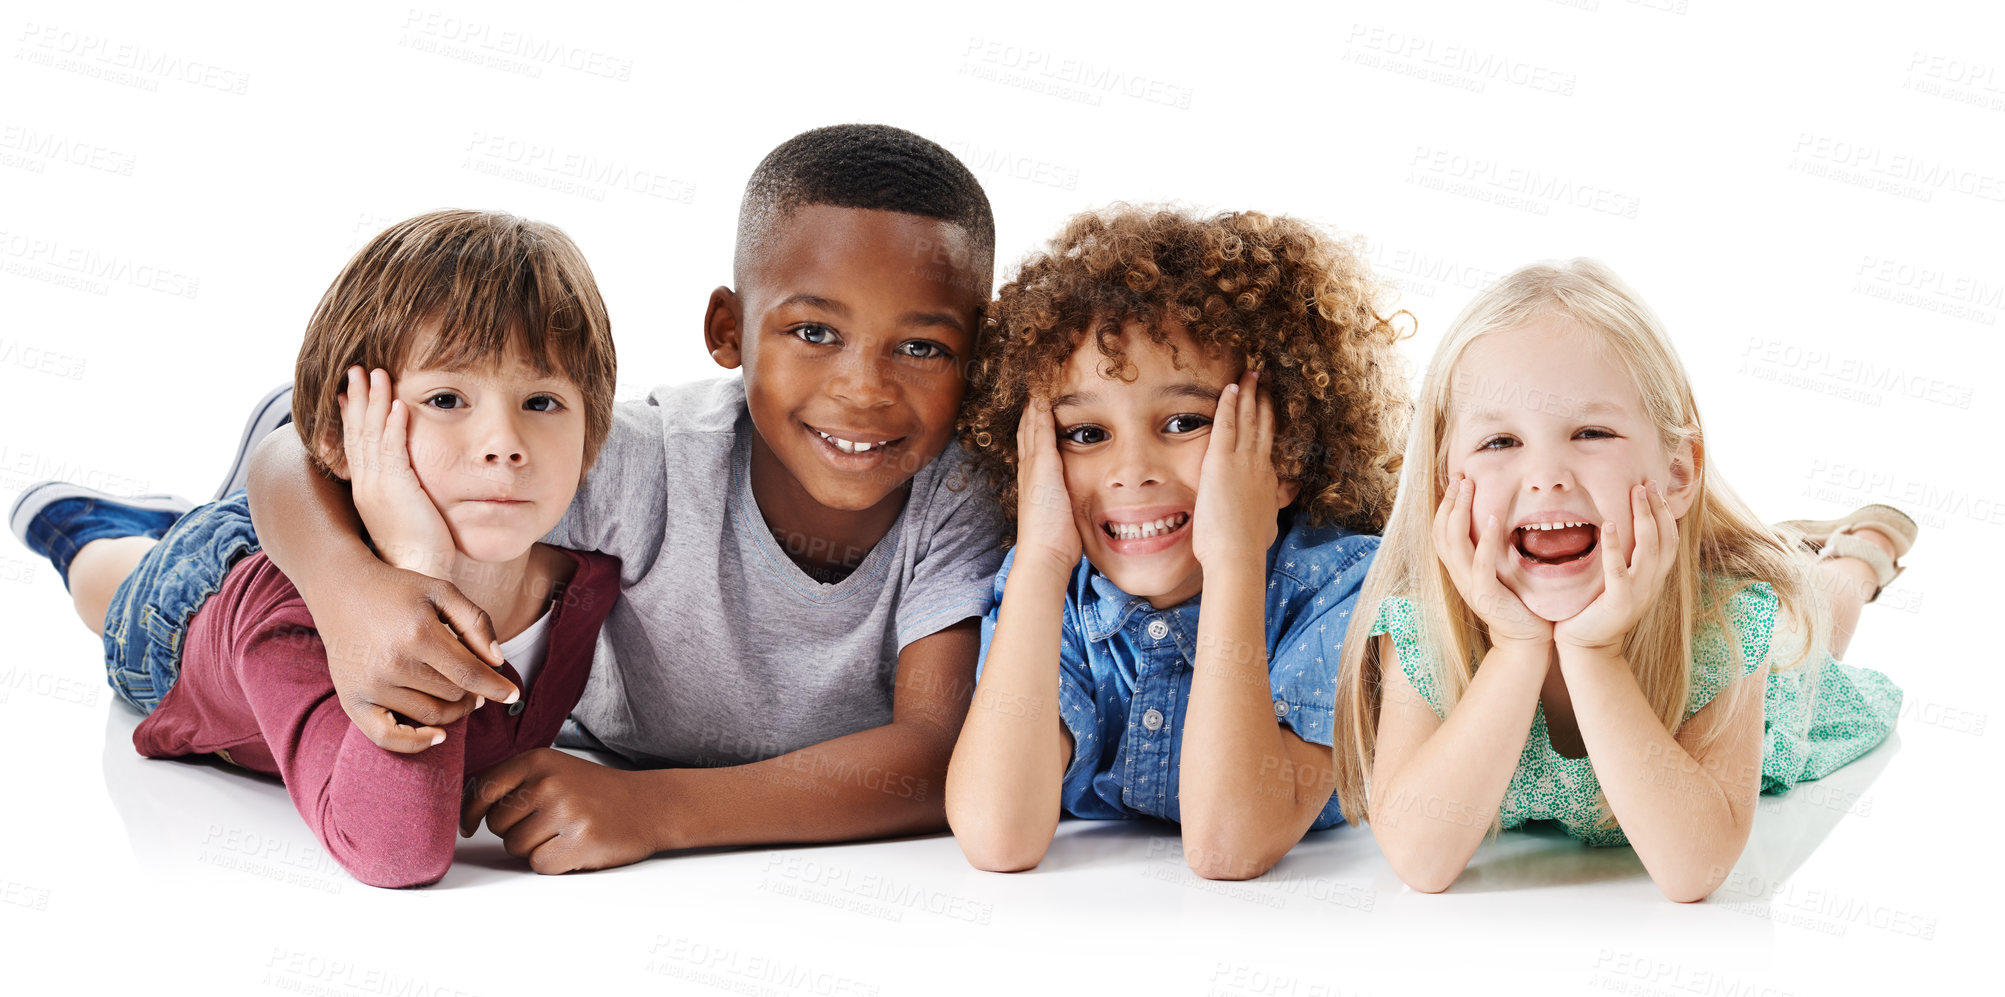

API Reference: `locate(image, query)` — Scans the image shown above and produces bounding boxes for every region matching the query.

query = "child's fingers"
[339,366,367,476]
[461,754,532,837]
[354,705,447,754]
[1211,382,1240,453]
[384,399,413,480]
[1253,382,1276,456]
[1234,371,1259,452]
[1016,397,1051,464]
[1629,483,1658,573]
[364,369,394,458]
[1648,480,1680,560]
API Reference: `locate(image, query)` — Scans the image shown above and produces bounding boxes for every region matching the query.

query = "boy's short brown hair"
[292,209,616,477]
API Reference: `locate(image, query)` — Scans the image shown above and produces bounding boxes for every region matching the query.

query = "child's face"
[719,205,982,517]
[392,338,586,565]
[1443,319,1692,622]
[1052,321,1241,609]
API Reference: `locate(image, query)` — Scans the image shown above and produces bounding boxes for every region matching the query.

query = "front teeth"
[1521,521,1591,531]
[817,431,887,454]
[1105,513,1190,541]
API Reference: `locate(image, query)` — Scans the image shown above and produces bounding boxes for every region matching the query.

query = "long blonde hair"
[1332,259,1817,825]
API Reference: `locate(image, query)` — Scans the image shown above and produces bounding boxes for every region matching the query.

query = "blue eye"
[1059,424,1107,446]
[792,324,839,346]
[1165,414,1211,435]
[897,340,950,360]
[425,392,463,411]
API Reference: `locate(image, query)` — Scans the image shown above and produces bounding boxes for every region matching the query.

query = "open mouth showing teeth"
[813,429,902,455]
[1102,512,1190,542]
[1514,521,1598,564]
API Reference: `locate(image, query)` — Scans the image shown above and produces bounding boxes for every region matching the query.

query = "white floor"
[4,1,2002,993]
[0,591,1987,994]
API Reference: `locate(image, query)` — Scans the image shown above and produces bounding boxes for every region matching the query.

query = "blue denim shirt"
[976,511,1379,831]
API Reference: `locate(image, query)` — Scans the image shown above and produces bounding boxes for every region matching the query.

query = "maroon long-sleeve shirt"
[131,548,619,888]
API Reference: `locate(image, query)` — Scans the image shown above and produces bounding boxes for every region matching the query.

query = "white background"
[2,1,1999,993]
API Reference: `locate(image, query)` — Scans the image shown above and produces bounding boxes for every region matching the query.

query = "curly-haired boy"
[945,205,1410,880]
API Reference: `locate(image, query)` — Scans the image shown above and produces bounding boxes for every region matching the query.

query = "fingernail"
[475,696,485,709]
[503,688,520,705]
[430,731,446,746]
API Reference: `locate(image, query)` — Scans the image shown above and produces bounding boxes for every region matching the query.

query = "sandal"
[1776,504,1917,602]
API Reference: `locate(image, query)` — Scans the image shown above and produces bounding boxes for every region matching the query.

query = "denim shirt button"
[1146,618,1169,640]
[1141,708,1165,732]
[1272,699,1290,718]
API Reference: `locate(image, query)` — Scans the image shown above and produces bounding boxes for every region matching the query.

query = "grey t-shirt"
[544,377,1005,768]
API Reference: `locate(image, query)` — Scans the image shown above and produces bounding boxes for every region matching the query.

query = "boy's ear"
[1664,428,1701,518]
[704,286,743,370]
[1277,477,1303,512]
[315,432,351,482]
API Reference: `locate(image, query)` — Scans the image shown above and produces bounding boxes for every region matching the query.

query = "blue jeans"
[101,491,261,712]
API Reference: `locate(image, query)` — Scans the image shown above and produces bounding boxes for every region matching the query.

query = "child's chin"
[1511,584,1599,624]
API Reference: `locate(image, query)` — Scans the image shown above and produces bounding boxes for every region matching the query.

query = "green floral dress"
[1370,583,1901,846]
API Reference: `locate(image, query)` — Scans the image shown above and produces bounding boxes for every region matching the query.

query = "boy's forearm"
[1180,561,1305,873]
[244,431,373,602]
[1561,648,1755,901]
[942,562,1072,868]
[1370,639,1548,891]
[638,719,960,851]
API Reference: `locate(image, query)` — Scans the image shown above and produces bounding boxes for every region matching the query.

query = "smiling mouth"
[809,426,905,455]
[1101,512,1191,542]
[1513,521,1598,564]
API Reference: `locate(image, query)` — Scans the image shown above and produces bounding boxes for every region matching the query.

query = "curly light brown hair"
[958,205,1412,538]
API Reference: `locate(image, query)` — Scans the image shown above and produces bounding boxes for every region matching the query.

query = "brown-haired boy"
[8,209,621,888]
[241,124,1005,873]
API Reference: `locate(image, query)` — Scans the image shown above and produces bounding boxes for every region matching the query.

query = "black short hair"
[733,124,995,290]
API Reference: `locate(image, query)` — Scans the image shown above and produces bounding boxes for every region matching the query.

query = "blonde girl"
[1331,259,1908,901]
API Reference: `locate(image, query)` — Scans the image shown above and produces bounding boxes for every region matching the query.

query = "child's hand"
[1433,473,1552,645]
[340,366,456,580]
[461,748,662,874]
[1554,482,1678,652]
[1013,397,1082,576]
[1192,371,1284,569]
